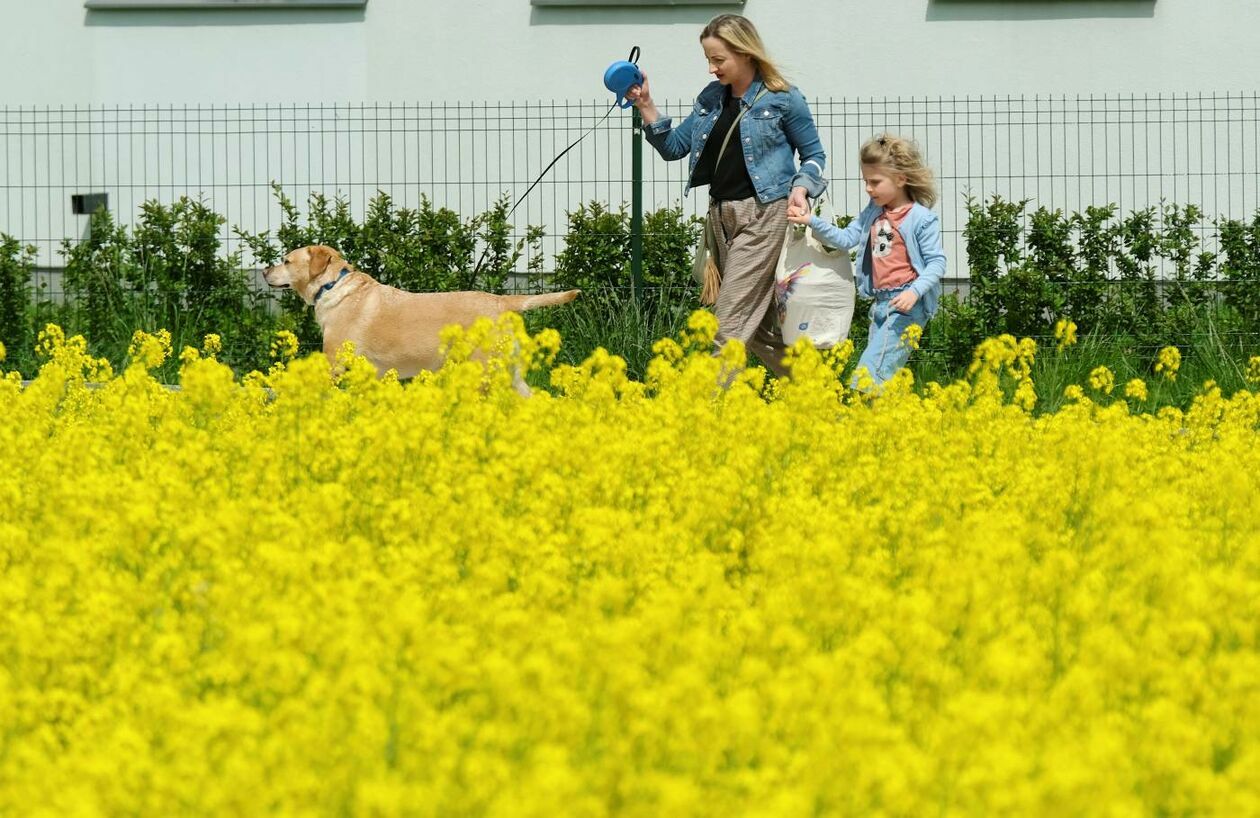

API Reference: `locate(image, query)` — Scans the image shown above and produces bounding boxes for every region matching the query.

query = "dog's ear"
[308,245,333,278]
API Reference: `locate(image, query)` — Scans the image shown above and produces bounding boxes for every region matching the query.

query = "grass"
[528,288,1258,411]
[523,284,701,381]
[7,289,1257,411]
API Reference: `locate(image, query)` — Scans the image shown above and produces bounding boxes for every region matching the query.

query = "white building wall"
[4,1,1256,104]
[2,1,1258,284]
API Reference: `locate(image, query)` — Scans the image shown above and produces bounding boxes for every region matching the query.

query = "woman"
[628,14,827,378]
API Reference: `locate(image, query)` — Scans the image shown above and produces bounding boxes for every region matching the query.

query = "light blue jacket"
[644,77,827,203]
[808,200,948,317]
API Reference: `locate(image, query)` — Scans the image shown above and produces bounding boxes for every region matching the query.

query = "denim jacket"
[808,200,948,317]
[644,77,827,203]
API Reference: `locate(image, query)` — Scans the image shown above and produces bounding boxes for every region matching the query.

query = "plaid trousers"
[708,196,791,379]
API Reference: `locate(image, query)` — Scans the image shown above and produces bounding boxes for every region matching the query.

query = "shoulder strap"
[715,87,769,167]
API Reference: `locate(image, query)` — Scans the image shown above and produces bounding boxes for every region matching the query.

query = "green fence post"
[631,105,644,299]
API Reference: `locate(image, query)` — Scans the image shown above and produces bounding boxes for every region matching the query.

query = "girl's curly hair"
[860,133,938,208]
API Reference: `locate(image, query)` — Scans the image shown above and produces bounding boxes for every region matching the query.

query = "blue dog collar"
[314,267,351,304]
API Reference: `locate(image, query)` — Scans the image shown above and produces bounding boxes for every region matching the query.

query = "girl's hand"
[890,289,919,313]
[786,208,812,225]
[788,186,809,216]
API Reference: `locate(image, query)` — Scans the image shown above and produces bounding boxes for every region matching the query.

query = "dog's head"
[262,245,346,305]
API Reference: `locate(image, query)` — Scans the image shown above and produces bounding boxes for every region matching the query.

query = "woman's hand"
[626,73,659,124]
[787,186,809,218]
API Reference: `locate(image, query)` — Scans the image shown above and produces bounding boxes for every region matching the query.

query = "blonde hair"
[700,15,790,93]
[860,133,938,208]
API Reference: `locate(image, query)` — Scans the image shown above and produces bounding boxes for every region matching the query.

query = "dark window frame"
[85,1,367,9]
[532,0,740,6]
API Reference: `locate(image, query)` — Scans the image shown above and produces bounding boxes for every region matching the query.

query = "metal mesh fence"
[3,93,1259,298]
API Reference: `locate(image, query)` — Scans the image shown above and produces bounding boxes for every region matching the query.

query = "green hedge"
[0,187,700,378]
[2,187,1259,381]
[923,196,1260,371]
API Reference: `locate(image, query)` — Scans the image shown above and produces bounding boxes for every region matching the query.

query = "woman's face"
[701,36,754,89]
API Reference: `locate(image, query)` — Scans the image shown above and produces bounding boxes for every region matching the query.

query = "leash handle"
[627,45,640,65]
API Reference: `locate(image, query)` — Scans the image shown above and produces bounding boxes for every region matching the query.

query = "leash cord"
[506,99,619,220]
[472,47,640,279]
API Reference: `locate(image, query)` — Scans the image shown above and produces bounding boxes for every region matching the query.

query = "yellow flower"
[36,323,66,360]
[1054,317,1078,351]
[1013,377,1037,411]
[1,311,1255,816]
[822,338,855,375]
[851,365,876,395]
[530,327,563,369]
[967,335,1014,378]
[1012,337,1037,380]
[651,337,684,364]
[201,333,222,358]
[0,339,5,363]
[1124,378,1148,401]
[1245,355,1260,386]
[270,330,300,362]
[334,339,378,391]
[682,309,719,351]
[1089,365,1115,395]
[1155,346,1181,381]
[899,323,923,351]
[127,329,172,370]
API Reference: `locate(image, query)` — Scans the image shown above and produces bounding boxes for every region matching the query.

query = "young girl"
[787,134,945,387]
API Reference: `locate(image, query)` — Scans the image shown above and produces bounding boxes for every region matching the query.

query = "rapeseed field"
[1,315,1256,817]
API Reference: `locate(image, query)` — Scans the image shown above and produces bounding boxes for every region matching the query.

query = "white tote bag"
[774,197,856,348]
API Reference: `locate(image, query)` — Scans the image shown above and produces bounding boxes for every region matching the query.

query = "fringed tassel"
[700,255,721,306]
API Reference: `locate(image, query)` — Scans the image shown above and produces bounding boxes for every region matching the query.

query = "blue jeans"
[852,289,929,388]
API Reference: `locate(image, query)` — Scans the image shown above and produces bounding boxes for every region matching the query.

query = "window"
[85,1,366,9]
[532,0,738,6]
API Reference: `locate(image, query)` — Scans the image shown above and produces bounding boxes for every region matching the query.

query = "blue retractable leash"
[603,47,644,110]
[504,46,642,220]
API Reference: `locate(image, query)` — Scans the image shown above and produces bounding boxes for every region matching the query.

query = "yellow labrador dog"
[263,245,579,389]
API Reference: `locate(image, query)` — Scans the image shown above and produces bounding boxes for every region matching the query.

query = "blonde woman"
[627,14,826,378]
[787,133,947,387]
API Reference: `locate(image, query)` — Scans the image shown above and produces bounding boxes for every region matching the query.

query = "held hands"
[889,288,920,314]
[786,186,812,225]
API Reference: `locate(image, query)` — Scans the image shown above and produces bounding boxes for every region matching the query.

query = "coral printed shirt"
[869,203,918,291]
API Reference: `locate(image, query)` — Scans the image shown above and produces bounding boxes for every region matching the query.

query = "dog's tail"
[502,289,581,312]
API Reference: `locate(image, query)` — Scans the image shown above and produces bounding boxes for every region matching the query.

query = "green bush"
[549,199,702,334]
[552,202,700,286]
[1217,208,1260,330]
[60,199,272,377]
[922,194,1260,374]
[551,202,631,294]
[0,234,36,372]
[6,185,1258,388]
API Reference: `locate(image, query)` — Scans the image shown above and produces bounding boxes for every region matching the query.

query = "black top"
[689,89,756,202]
